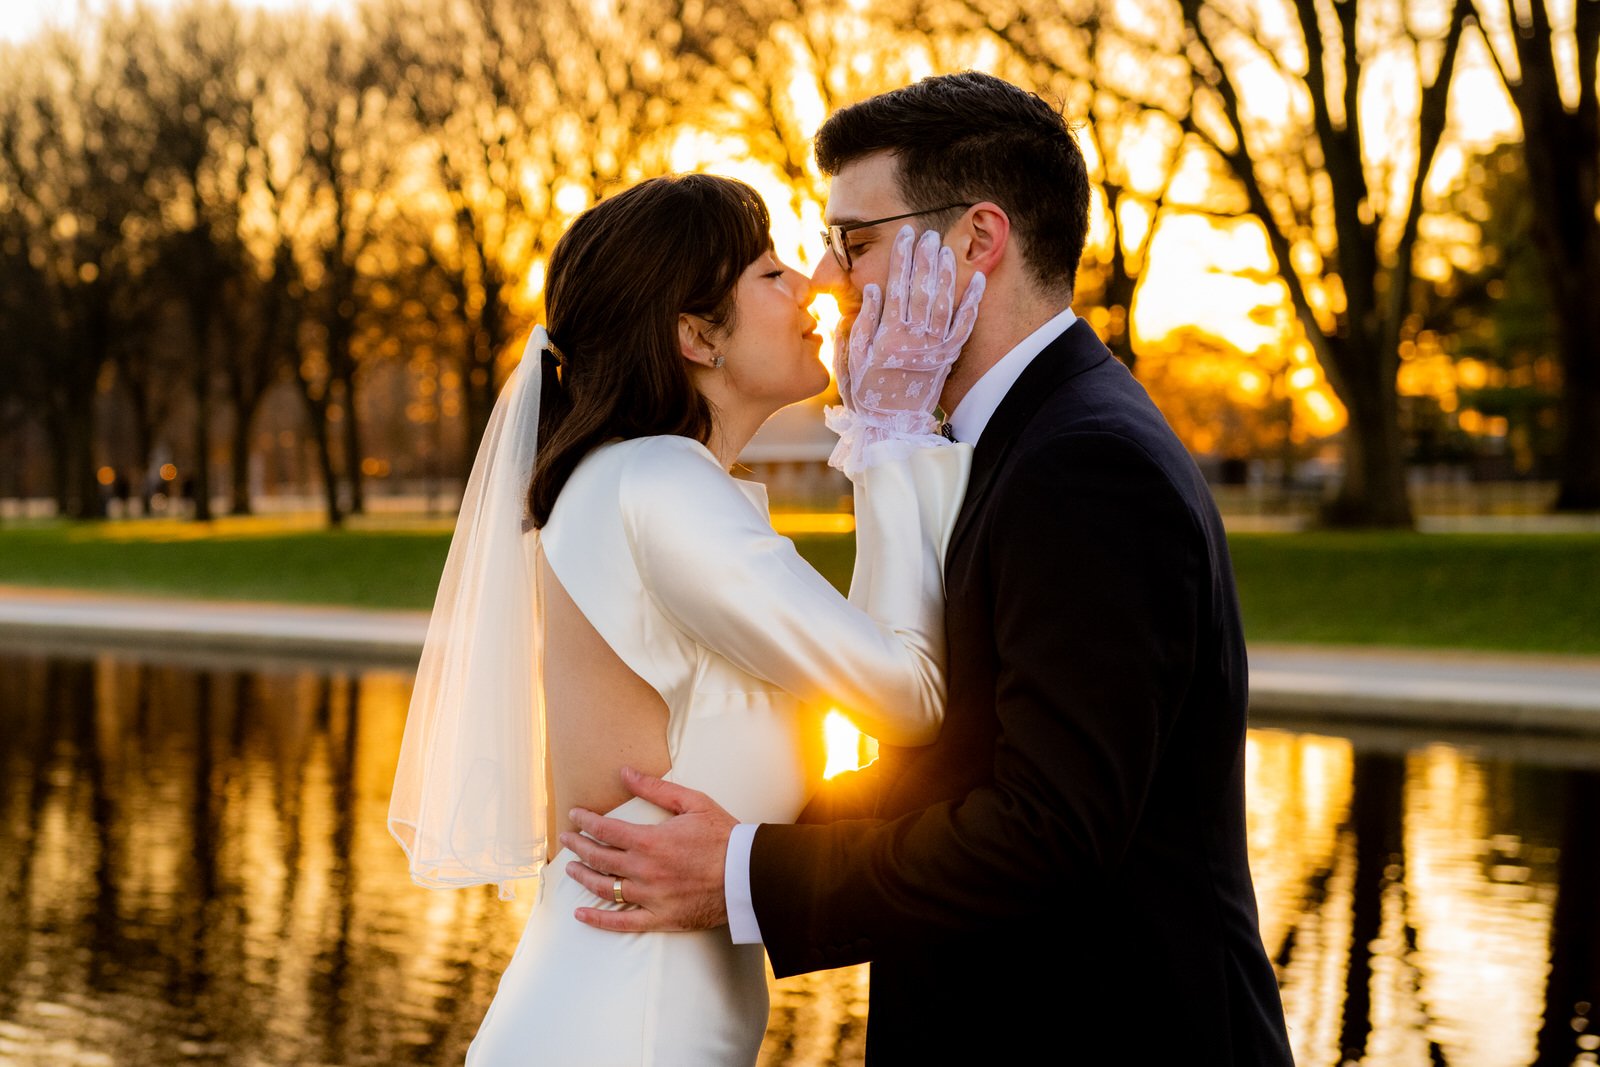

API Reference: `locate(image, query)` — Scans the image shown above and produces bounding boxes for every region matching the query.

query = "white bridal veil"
[389,328,550,899]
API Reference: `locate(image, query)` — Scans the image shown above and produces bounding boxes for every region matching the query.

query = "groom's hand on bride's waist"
[563,766,734,933]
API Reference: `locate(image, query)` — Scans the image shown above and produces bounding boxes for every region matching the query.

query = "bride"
[389,173,981,1065]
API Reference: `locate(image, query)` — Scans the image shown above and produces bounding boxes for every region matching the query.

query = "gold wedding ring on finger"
[612,878,626,905]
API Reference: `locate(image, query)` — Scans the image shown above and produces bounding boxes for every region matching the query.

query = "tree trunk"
[228,396,254,516]
[48,410,72,518]
[461,326,492,484]
[1102,251,1137,371]
[1100,183,1139,370]
[460,273,509,481]
[325,296,364,515]
[1324,358,1414,527]
[1549,248,1600,510]
[338,374,365,516]
[225,251,293,517]
[483,275,506,394]
[61,293,112,521]
[461,327,495,482]
[307,407,344,528]
[188,297,215,523]
[1492,0,1600,510]
[131,411,155,518]
[61,403,101,520]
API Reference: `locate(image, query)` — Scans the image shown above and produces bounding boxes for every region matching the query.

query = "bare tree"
[218,243,300,515]
[695,0,945,226]
[1070,95,1191,371]
[140,1,266,521]
[1471,0,1600,510]
[0,17,162,519]
[972,0,1473,525]
[377,0,712,476]
[246,13,409,524]
[1173,0,1473,526]
[0,76,69,510]
[102,296,180,515]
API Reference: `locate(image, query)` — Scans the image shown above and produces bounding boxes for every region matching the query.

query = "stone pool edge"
[4,585,1599,734]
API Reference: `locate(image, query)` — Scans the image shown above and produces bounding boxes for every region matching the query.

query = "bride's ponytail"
[537,339,569,432]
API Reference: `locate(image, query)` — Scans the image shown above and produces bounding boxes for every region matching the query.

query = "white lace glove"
[826,226,985,479]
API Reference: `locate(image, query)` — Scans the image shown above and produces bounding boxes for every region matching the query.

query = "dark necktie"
[939,422,957,442]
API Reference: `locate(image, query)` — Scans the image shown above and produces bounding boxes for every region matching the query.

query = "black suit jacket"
[750,319,1294,1064]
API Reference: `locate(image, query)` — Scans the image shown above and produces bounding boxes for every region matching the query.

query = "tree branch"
[1384,0,1472,357]
[1575,0,1598,144]
[1180,0,1345,391]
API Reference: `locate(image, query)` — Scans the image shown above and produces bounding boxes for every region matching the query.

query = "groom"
[563,72,1293,1063]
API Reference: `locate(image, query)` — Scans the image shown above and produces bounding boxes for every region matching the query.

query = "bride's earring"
[710,356,725,369]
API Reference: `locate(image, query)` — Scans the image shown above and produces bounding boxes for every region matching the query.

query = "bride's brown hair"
[528,174,772,528]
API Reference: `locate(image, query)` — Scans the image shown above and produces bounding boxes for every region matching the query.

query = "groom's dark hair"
[815,71,1089,299]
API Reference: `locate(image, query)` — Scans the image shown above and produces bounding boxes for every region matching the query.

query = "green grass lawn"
[1225,532,1600,653]
[1,520,1596,653]
[0,519,455,610]
[0,517,859,613]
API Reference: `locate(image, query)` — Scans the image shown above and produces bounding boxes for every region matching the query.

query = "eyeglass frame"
[820,203,973,272]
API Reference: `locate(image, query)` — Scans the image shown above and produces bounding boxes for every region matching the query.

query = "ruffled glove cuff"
[825,404,952,481]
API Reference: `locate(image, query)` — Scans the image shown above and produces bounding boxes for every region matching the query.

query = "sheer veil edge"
[388,327,550,901]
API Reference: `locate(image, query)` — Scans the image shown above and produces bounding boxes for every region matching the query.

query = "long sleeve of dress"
[621,436,970,747]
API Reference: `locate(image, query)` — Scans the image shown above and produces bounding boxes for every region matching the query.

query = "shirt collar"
[947,305,1078,445]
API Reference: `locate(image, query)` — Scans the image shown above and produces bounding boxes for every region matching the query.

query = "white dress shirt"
[725,304,1078,944]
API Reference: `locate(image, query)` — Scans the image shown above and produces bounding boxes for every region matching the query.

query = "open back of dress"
[536,548,670,860]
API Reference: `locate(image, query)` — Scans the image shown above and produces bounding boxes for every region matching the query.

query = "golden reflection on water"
[1245,730,1357,1062]
[1406,746,1557,1067]
[1,653,1594,1066]
[1245,730,1354,963]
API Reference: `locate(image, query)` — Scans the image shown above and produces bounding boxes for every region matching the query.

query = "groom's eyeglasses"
[821,204,973,272]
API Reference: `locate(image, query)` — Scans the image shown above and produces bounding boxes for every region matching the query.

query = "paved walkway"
[3,585,1598,734]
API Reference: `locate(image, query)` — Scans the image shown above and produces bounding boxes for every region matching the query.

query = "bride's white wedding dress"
[465,433,968,1066]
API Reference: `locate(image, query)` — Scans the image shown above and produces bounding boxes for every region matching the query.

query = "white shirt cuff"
[724,822,764,945]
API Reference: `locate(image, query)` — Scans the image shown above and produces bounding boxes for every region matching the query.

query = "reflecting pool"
[1,650,1596,1066]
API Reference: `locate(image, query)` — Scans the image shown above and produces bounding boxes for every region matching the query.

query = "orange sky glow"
[4,0,1535,441]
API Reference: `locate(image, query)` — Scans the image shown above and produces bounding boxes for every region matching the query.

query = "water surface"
[1,651,1595,1066]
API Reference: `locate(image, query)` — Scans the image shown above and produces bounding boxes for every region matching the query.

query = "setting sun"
[822,710,876,779]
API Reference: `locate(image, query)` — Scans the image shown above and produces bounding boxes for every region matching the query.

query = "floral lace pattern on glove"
[827,226,985,478]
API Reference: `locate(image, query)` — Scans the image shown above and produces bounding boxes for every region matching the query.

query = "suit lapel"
[945,318,1114,562]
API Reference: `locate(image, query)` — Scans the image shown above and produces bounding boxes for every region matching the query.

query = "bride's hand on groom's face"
[562,766,735,933]
[834,226,983,428]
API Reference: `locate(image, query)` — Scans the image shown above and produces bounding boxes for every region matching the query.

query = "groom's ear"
[951,203,1010,278]
[677,313,719,367]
